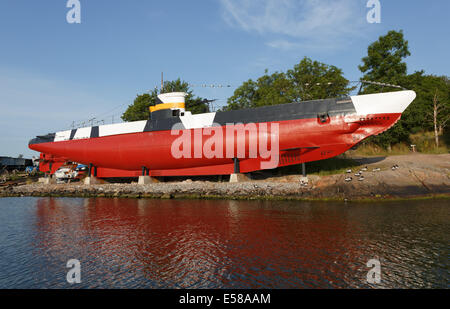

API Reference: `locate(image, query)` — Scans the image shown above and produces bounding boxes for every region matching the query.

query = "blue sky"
[0,0,449,157]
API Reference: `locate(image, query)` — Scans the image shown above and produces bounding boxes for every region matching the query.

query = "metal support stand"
[85,163,100,185]
[302,162,306,177]
[233,158,240,174]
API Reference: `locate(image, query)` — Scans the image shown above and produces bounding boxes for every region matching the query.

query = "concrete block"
[138,176,159,185]
[229,173,250,183]
[39,177,56,184]
[84,177,101,185]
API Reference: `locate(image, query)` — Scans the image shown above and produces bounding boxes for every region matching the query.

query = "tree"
[121,92,155,122]
[122,79,209,122]
[358,30,412,149]
[402,73,450,147]
[359,30,410,94]
[287,57,354,101]
[224,71,292,111]
[428,76,450,146]
[398,71,429,132]
[224,79,258,111]
[224,57,353,110]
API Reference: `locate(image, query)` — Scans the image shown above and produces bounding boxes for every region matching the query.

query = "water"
[0,197,448,289]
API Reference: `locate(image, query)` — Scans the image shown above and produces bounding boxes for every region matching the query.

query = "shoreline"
[1,181,449,202]
[1,153,449,202]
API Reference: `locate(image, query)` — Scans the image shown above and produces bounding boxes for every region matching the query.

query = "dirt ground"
[258,154,450,198]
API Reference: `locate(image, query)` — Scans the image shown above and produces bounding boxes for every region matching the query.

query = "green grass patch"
[349,131,449,156]
[349,143,412,156]
[307,157,361,176]
[410,131,449,154]
[277,156,360,176]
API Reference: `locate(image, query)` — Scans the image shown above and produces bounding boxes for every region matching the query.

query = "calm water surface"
[0,197,448,288]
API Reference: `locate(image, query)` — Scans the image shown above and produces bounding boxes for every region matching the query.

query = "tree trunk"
[433,91,439,148]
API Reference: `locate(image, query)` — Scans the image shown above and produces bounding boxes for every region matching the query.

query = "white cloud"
[266,39,302,51]
[220,0,368,50]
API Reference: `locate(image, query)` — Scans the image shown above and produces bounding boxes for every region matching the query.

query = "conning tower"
[150,92,187,119]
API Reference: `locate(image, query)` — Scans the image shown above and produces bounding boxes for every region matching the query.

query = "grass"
[349,143,413,156]
[349,131,449,156]
[6,174,22,181]
[307,157,361,176]
[0,171,44,183]
[410,132,449,154]
[277,156,361,176]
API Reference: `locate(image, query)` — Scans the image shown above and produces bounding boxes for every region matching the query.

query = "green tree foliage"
[224,71,292,110]
[224,57,354,110]
[287,57,354,101]
[359,30,411,94]
[359,30,449,149]
[122,79,209,122]
[121,92,155,122]
[358,30,412,148]
[402,73,449,133]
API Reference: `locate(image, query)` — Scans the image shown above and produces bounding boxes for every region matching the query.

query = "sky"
[0,0,449,157]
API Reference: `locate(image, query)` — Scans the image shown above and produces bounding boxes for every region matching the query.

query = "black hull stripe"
[90,126,99,138]
[69,129,77,140]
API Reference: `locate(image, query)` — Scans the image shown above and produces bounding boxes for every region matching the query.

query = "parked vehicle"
[54,165,79,183]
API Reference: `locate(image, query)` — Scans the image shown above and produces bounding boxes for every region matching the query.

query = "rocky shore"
[1,154,449,201]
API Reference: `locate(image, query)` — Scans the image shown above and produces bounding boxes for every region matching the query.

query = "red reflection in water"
[33,198,370,288]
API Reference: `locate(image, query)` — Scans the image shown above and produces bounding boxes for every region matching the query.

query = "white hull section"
[350,90,416,115]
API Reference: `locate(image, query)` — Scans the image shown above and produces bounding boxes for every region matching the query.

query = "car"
[54,167,79,183]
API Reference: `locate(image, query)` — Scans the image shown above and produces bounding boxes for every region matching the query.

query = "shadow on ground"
[352,156,387,165]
